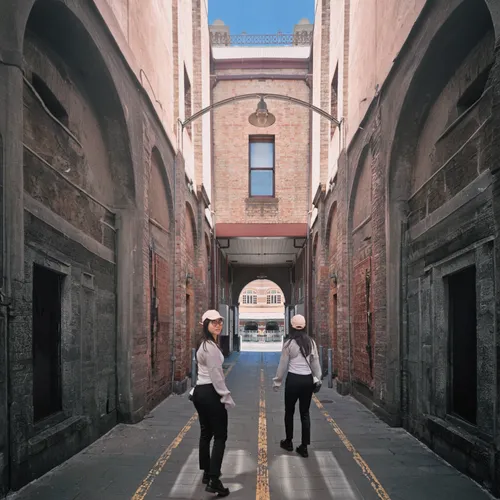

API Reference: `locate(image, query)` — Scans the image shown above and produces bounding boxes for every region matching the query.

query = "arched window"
[242,289,257,305]
[266,289,282,304]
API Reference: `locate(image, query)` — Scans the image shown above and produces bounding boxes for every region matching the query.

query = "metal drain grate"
[319,399,333,404]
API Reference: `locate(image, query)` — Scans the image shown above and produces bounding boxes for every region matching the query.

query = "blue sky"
[208,0,315,34]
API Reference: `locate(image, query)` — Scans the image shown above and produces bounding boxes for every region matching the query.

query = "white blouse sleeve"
[200,342,236,408]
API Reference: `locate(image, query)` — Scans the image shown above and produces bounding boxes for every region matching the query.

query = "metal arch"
[181,93,341,129]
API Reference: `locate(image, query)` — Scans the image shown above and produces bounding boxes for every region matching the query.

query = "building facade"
[0,0,213,493]
[309,0,500,494]
[238,279,285,341]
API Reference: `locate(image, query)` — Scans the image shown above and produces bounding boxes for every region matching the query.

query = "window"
[249,136,275,197]
[184,67,192,137]
[448,266,477,424]
[242,290,257,305]
[331,65,338,137]
[31,73,68,126]
[32,264,63,422]
[267,290,282,304]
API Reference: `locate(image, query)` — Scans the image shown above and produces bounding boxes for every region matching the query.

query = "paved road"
[7,352,493,500]
[240,341,283,352]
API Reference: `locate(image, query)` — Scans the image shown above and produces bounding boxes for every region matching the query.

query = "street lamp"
[248,97,276,127]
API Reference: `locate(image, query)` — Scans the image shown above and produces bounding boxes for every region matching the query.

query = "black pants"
[193,384,228,478]
[284,372,314,446]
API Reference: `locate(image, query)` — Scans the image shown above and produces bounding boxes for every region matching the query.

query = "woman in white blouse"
[192,309,235,497]
[273,314,322,458]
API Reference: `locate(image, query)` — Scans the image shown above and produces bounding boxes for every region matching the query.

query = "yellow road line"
[313,395,391,500]
[131,357,238,499]
[256,368,270,500]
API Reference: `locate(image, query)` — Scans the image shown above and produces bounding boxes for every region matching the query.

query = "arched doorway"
[11,0,136,490]
[386,0,497,487]
[238,279,285,352]
[147,147,174,409]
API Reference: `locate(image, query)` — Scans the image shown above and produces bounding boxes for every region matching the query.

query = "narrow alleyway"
[8,353,492,500]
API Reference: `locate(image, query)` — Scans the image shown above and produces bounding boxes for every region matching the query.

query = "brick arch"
[348,143,374,388]
[149,147,173,230]
[384,0,496,420]
[388,0,494,210]
[348,144,372,233]
[185,202,197,258]
[325,201,338,262]
[23,0,136,207]
[204,232,211,258]
[239,279,285,300]
[204,232,212,304]
[312,231,319,258]
[231,267,291,306]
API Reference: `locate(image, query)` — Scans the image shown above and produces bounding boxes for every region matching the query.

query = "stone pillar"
[0,50,26,492]
[173,153,189,393]
[335,150,351,395]
[116,208,147,423]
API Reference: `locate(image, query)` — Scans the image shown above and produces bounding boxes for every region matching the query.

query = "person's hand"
[273,385,280,392]
[224,399,236,409]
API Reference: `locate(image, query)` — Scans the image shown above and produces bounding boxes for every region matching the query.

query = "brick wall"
[314,0,500,493]
[319,0,331,182]
[212,75,310,225]
[352,257,372,387]
[192,0,203,185]
[145,143,174,409]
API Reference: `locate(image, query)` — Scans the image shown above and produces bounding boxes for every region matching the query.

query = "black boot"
[296,444,308,458]
[280,439,293,452]
[206,478,230,497]
[202,471,210,484]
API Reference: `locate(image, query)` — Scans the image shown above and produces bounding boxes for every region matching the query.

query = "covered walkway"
[9,353,492,500]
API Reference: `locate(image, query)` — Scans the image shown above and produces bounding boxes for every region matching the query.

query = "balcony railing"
[210,31,313,47]
[240,330,283,342]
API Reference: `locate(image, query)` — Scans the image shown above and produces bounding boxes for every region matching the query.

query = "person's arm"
[273,343,290,388]
[202,342,236,408]
[310,340,322,381]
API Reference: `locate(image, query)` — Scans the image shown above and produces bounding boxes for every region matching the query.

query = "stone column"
[0,50,26,492]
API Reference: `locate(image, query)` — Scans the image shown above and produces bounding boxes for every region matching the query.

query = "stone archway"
[348,145,374,390]
[183,201,197,380]
[325,202,338,371]
[147,147,174,408]
[9,0,139,489]
[386,0,497,487]
[238,278,286,347]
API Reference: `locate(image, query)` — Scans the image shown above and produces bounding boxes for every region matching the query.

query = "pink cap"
[201,309,223,322]
[291,314,306,330]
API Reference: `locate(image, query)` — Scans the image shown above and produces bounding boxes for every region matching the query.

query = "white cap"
[201,309,223,323]
[291,314,306,330]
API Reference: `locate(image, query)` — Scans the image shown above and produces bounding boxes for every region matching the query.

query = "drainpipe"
[211,210,217,309]
[170,145,178,391]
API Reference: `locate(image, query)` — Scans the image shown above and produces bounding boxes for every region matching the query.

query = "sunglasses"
[210,319,224,326]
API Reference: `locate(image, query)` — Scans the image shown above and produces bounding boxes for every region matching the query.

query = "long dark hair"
[196,319,217,363]
[285,327,312,357]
